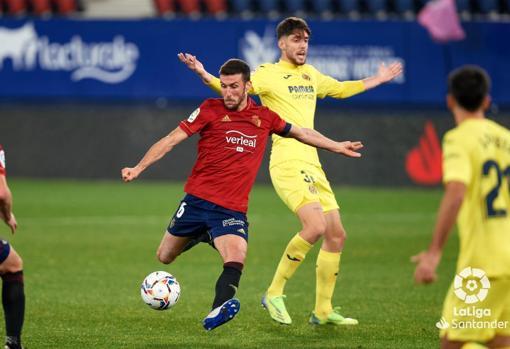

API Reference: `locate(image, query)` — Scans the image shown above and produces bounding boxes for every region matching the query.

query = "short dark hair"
[448,65,491,112]
[219,59,250,82]
[276,17,311,39]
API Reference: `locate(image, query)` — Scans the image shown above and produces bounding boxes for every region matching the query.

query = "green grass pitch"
[4,179,459,348]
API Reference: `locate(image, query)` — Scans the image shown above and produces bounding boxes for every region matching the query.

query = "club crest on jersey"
[187,108,200,123]
[251,115,261,127]
[302,73,311,81]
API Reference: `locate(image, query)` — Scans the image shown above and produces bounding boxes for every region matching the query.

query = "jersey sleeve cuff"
[443,175,470,185]
[179,122,194,136]
[279,122,292,137]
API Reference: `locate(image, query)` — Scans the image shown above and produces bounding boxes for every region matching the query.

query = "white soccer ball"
[140,271,181,310]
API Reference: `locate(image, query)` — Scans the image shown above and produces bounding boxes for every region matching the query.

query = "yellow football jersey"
[442,118,510,278]
[208,59,365,167]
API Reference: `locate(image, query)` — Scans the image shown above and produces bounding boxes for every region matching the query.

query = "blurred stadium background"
[0,0,509,348]
[1,0,509,185]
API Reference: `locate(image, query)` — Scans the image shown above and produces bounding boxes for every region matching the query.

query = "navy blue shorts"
[0,240,11,264]
[167,194,249,241]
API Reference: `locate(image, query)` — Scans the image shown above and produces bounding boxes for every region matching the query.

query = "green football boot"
[309,307,358,326]
[261,294,292,325]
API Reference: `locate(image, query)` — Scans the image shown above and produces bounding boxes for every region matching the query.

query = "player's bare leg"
[203,234,245,331]
[321,209,345,252]
[214,234,247,265]
[310,209,358,325]
[156,232,191,264]
[0,247,22,275]
[0,246,25,349]
[296,202,327,244]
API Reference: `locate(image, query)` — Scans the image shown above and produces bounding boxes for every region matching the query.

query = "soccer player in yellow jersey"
[413,66,510,349]
[178,17,402,325]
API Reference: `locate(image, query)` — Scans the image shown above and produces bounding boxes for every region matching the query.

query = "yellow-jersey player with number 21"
[413,65,510,349]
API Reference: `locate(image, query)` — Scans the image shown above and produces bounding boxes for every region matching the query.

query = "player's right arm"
[177,53,262,95]
[0,149,17,234]
[121,127,189,182]
[177,53,219,89]
[412,131,469,284]
[412,181,466,284]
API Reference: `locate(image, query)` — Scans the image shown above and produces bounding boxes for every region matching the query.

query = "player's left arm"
[362,62,403,90]
[317,62,403,99]
[121,127,189,182]
[285,125,363,158]
[412,181,466,284]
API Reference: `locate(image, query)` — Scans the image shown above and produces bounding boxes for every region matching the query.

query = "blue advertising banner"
[0,19,508,105]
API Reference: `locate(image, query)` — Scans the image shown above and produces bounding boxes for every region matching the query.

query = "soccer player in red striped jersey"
[0,145,25,349]
[121,59,363,331]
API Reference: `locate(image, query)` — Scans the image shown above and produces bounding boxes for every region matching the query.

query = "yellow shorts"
[269,160,339,213]
[440,278,510,343]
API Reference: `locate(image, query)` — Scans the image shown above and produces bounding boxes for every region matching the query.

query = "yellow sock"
[266,234,312,298]
[314,249,341,319]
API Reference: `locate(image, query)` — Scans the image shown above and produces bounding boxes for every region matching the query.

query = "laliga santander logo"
[454,267,490,304]
[0,22,139,84]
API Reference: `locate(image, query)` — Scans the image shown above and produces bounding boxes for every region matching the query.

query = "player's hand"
[411,250,441,284]
[121,167,141,182]
[177,53,206,76]
[376,61,403,83]
[5,212,17,234]
[335,141,363,158]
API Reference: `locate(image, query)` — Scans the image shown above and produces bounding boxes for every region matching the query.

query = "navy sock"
[2,271,24,343]
[212,262,243,309]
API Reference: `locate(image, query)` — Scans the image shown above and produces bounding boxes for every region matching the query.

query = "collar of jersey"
[277,59,300,70]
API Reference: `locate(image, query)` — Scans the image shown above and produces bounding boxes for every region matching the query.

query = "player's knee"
[156,249,177,265]
[5,250,22,272]
[12,254,22,272]
[223,246,246,264]
[335,227,347,242]
[327,234,345,250]
[303,220,327,238]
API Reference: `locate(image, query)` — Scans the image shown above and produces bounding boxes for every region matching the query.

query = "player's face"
[220,74,251,110]
[279,30,309,66]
